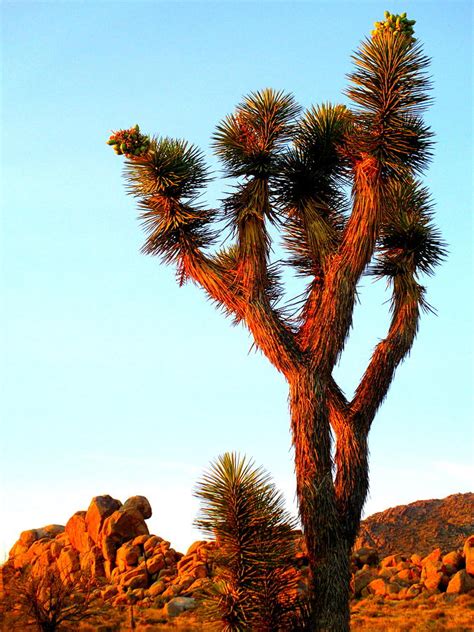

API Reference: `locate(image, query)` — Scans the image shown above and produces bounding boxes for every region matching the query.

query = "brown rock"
[144,535,162,555]
[10,525,65,562]
[132,534,149,546]
[463,535,474,576]
[411,553,422,566]
[192,564,208,579]
[50,541,64,559]
[353,547,379,567]
[351,568,377,597]
[148,580,166,597]
[422,548,442,566]
[186,540,207,556]
[102,509,149,542]
[100,508,148,564]
[161,583,182,600]
[146,554,165,575]
[355,494,474,558]
[122,496,152,519]
[116,543,140,572]
[368,578,388,596]
[386,582,401,597]
[381,554,403,568]
[85,495,122,544]
[378,566,396,580]
[120,568,148,589]
[446,569,474,594]
[443,550,463,570]
[166,596,196,617]
[164,550,177,566]
[423,569,444,592]
[57,547,80,582]
[80,545,105,578]
[65,512,93,554]
[394,568,416,585]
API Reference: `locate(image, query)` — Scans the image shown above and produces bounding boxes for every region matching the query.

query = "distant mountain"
[355,493,474,557]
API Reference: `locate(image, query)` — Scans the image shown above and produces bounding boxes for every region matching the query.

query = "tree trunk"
[289,372,369,631]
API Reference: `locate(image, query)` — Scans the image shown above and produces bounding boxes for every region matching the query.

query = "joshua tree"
[194,452,303,631]
[108,12,445,630]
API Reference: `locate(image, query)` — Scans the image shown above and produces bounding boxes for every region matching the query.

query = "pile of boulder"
[2,494,209,617]
[1,494,473,623]
[351,536,474,599]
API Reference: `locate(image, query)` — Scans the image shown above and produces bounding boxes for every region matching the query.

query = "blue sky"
[1,0,472,558]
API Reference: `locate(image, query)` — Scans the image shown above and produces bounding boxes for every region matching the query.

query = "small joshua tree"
[108,12,445,630]
[194,453,303,631]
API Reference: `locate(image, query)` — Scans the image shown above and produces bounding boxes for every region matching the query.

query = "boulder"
[120,567,148,589]
[166,596,196,617]
[144,535,162,555]
[463,535,474,576]
[122,496,152,519]
[65,511,93,554]
[442,550,463,571]
[422,548,442,566]
[146,554,165,575]
[380,554,403,568]
[80,545,105,578]
[351,568,377,597]
[116,543,140,572]
[57,547,80,582]
[368,578,388,596]
[148,580,166,597]
[100,508,149,564]
[85,495,122,544]
[186,540,208,556]
[446,569,474,594]
[353,547,379,567]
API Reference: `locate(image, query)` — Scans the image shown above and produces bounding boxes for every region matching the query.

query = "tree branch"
[302,157,383,369]
[350,273,423,432]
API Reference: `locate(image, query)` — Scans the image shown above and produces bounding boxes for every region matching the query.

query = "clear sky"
[1,0,472,559]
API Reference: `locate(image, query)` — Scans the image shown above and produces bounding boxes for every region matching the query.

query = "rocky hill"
[355,493,474,557]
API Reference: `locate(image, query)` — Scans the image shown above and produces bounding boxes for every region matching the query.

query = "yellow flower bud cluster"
[372,11,416,43]
[107,125,150,157]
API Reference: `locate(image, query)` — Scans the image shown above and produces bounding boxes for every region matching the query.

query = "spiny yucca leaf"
[121,136,216,269]
[276,104,350,273]
[293,103,352,173]
[124,136,210,199]
[213,88,301,177]
[194,453,298,630]
[347,24,433,176]
[369,178,447,279]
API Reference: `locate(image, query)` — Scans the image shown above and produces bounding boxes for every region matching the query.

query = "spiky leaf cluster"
[277,104,351,276]
[125,137,210,199]
[370,179,447,279]
[347,14,433,177]
[194,453,300,631]
[120,138,214,272]
[213,89,301,178]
